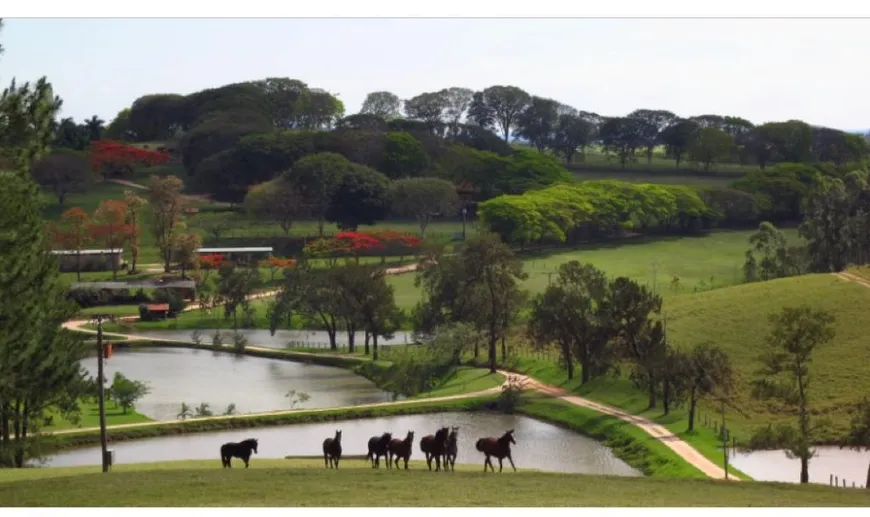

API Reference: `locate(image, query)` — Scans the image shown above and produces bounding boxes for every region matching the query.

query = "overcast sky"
[2,18,868,130]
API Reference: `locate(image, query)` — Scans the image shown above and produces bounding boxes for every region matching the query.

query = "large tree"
[91,199,130,280]
[325,164,390,231]
[480,85,531,142]
[403,91,448,131]
[30,148,91,205]
[688,127,734,172]
[360,91,402,119]
[122,190,148,274]
[528,261,613,382]
[244,178,301,236]
[148,175,186,272]
[0,29,87,466]
[598,117,644,168]
[415,233,527,372]
[684,342,735,432]
[660,118,699,168]
[389,177,460,239]
[282,152,352,236]
[515,96,560,152]
[552,112,596,164]
[440,87,474,136]
[340,265,402,361]
[749,306,836,484]
[626,109,677,165]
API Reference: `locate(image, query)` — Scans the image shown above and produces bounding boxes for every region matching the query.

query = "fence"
[829,474,866,489]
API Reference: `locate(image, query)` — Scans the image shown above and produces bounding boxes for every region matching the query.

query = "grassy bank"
[45,400,151,432]
[2,458,868,507]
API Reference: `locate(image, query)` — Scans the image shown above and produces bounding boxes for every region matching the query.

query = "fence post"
[830,474,833,486]
[843,479,847,488]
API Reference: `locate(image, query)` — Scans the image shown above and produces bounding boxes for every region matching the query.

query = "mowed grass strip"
[1,459,867,507]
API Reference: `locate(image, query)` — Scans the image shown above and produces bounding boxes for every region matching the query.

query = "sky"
[1,18,869,131]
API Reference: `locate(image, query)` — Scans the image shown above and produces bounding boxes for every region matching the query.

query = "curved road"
[61,318,737,481]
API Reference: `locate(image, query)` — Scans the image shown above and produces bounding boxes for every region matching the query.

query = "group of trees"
[478,180,719,246]
[528,261,736,427]
[0,20,96,467]
[741,168,870,283]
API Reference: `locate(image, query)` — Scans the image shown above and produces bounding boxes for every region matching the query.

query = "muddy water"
[731,447,870,486]
[45,412,641,476]
[79,347,391,421]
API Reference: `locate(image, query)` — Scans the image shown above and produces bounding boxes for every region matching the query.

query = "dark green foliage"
[109,372,150,415]
[379,131,430,178]
[325,164,390,231]
[179,109,273,174]
[128,94,186,141]
[732,163,820,221]
[0,173,88,467]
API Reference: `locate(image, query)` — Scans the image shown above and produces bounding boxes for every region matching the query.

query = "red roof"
[146,303,170,312]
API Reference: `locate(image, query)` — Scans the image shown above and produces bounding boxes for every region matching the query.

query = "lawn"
[44,400,151,432]
[572,170,737,187]
[411,367,504,400]
[1,459,868,506]
[565,147,758,176]
[520,228,801,298]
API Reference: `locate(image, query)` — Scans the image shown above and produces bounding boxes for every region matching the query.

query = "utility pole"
[90,314,116,473]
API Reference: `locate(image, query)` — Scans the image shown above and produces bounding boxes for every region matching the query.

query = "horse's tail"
[475,439,486,452]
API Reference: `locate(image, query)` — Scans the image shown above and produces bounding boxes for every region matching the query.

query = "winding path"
[60,318,737,481]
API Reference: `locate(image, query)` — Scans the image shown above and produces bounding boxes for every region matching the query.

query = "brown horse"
[322,429,342,469]
[419,427,449,471]
[475,429,517,472]
[388,430,414,470]
[444,426,459,471]
[365,432,393,469]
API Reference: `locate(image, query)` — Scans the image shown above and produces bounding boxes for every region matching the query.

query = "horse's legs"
[482,454,489,472]
[244,457,250,469]
[498,457,503,473]
[386,452,392,470]
[507,453,516,472]
[404,455,409,470]
[425,452,432,471]
[335,457,340,469]
[324,453,329,468]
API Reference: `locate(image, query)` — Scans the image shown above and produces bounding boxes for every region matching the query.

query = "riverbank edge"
[45,394,700,480]
[63,337,714,479]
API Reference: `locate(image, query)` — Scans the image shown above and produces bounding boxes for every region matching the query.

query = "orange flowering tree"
[260,256,297,281]
[304,231,385,266]
[90,199,132,279]
[197,253,225,281]
[50,207,92,280]
[89,140,170,180]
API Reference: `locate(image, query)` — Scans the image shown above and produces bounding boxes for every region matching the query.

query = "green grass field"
[572,170,737,187]
[1,458,867,506]
[44,400,152,431]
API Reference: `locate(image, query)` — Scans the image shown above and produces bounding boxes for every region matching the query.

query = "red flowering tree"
[305,232,384,266]
[260,256,297,281]
[363,230,423,264]
[90,140,171,180]
[89,199,133,279]
[197,253,225,281]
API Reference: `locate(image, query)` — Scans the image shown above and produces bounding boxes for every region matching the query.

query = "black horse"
[444,426,459,471]
[322,429,342,469]
[220,438,258,468]
[420,427,449,472]
[365,432,393,469]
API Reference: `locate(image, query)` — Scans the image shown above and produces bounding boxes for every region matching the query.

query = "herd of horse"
[219,427,518,473]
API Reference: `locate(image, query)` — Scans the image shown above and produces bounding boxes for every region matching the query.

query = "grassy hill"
[1,459,867,506]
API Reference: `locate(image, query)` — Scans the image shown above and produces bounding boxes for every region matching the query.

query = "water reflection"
[731,447,870,486]
[46,413,641,477]
[79,347,390,421]
[122,329,416,349]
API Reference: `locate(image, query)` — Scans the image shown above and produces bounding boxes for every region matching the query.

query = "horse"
[419,427,449,472]
[322,429,342,469]
[475,429,516,472]
[444,426,459,471]
[388,430,414,470]
[365,432,393,469]
[220,438,258,468]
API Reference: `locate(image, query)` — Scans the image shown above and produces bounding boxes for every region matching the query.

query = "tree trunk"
[865,460,870,490]
[800,455,809,484]
[501,336,506,361]
[473,340,479,359]
[373,332,379,361]
[688,389,697,432]
[347,323,355,353]
[565,351,574,380]
[488,334,497,374]
[327,327,337,350]
[14,407,27,469]
[662,376,671,415]
[76,250,82,281]
[647,374,657,409]
[364,331,370,355]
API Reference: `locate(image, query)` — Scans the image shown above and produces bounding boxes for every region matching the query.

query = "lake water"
[121,329,417,349]
[80,347,390,421]
[45,412,642,477]
[731,447,870,487]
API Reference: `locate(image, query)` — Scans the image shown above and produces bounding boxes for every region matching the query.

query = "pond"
[44,412,642,477]
[80,347,391,421]
[119,329,417,350]
[731,447,870,487]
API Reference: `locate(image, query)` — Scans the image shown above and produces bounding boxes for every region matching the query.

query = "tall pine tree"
[1,19,88,467]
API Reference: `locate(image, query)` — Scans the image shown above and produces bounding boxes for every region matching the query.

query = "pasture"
[1,459,867,506]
